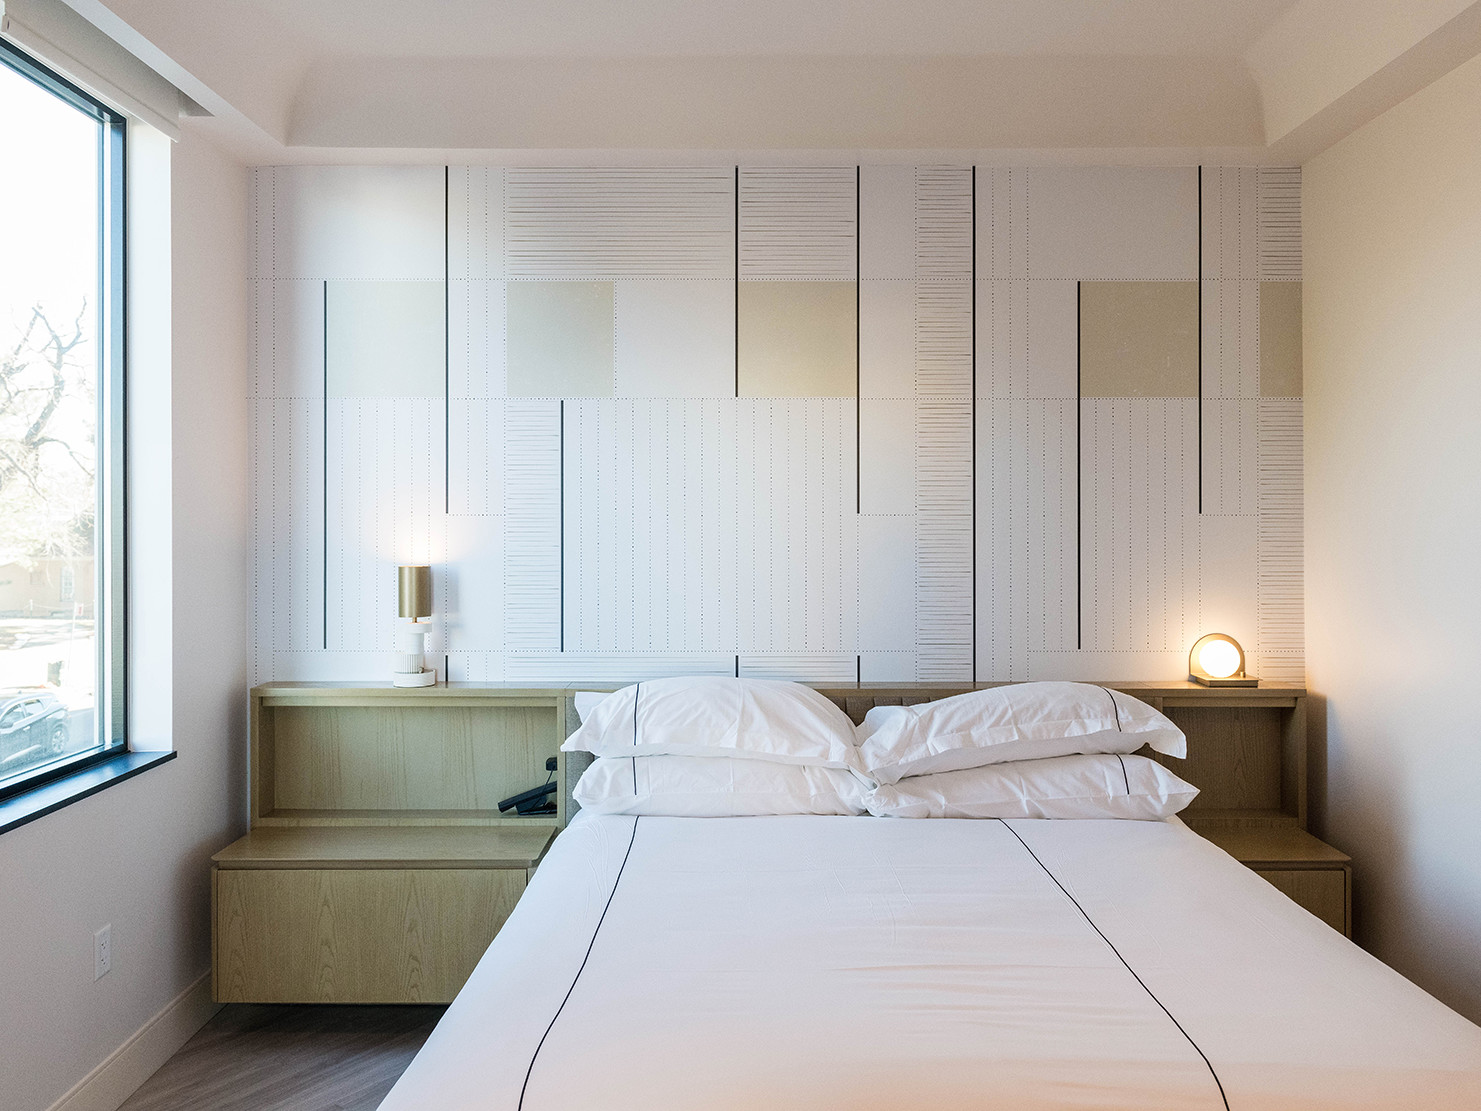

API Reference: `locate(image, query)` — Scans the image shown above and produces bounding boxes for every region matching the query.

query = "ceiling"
[41,0,1481,162]
[241,0,1297,59]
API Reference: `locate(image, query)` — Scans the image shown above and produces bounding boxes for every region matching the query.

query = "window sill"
[0,751,176,836]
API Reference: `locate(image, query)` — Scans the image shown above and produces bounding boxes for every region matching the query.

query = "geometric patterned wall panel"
[250,162,1303,687]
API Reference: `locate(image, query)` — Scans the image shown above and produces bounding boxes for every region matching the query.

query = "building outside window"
[0,39,126,796]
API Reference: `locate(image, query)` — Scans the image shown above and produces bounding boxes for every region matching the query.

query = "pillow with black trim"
[866,752,1197,820]
[574,754,869,817]
[561,676,865,774]
[857,681,1185,785]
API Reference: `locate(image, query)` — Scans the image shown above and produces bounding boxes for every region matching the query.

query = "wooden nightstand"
[211,684,577,1004]
[212,825,553,1003]
[1199,826,1352,937]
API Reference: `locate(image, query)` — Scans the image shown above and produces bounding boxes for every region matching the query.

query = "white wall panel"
[1026,281,1078,400]
[858,280,915,397]
[251,280,324,398]
[1202,278,1259,399]
[1197,514,1259,659]
[1027,167,1198,280]
[265,165,445,281]
[1201,398,1259,516]
[445,514,505,652]
[1080,398,1198,654]
[448,279,505,398]
[977,167,1029,281]
[1257,167,1303,281]
[858,515,916,651]
[1203,166,1258,282]
[1257,399,1304,683]
[448,166,505,281]
[506,168,733,279]
[249,161,1299,688]
[858,165,915,280]
[739,656,858,682]
[739,167,856,280]
[502,400,561,649]
[978,278,1030,399]
[614,281,735,397]
[859,399,916,515]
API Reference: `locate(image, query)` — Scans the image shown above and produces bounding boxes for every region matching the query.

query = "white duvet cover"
[380,815,1481,1110]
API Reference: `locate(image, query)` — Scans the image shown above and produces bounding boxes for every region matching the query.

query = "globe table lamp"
[1188,633,1257,687]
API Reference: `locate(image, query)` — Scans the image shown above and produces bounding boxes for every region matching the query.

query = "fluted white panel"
[739,167,856,280]
[1258,399,1305,682]
[506,168,734,279]
[503,400,561,649]
[1257,168,1303,281]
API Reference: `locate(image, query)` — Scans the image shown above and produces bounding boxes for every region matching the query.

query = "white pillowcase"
[867,753,1198,820]
[561,676,864,773]
[574,754,869,817]
[573,691,612,724]
[857,682,1186,785]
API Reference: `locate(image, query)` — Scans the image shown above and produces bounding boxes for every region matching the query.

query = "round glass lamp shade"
[1188,633,1254,686]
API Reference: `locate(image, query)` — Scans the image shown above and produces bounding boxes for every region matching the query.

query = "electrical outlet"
[94,924,111,981]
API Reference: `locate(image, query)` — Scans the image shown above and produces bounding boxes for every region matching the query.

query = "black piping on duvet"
[997,818,1231,1111]
[518,815,641,1110]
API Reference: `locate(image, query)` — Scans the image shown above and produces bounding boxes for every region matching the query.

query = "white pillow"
[561,676,864,773]
[867,753,1199,820]
[573,691,612,724]
[574,754,869,817]
[857,682,1186,784]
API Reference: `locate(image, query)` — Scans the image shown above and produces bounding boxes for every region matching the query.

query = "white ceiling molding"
[38,0,1481,164]
[1247,0,1481,158]
[289,54,1264,153]
[2,0,184,136]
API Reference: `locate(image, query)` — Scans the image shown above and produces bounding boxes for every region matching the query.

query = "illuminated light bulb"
[1198,639,1241,679]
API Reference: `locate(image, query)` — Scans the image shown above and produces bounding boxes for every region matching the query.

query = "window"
[0,39,126,799]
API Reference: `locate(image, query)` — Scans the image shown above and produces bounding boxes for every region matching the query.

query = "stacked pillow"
[564,677,872,816]
[566,678,1198,822]
[858,683,1198,820]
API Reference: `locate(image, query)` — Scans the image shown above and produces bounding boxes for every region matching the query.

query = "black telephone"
[497,756,559,815]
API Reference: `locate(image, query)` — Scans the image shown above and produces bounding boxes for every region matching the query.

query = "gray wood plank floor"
[118,1004,444,1111]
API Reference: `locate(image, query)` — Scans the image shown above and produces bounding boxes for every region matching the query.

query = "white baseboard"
[48,971,221,1111]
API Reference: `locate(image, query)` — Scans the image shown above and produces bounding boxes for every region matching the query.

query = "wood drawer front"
[213,867,523,1003]
[1255,868,1349,936]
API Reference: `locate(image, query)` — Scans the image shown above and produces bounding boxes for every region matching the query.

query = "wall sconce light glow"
[1188,633,1257,687]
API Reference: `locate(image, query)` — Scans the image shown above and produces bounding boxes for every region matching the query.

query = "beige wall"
[0,127,250,1111]
[1305,51,1481,1022]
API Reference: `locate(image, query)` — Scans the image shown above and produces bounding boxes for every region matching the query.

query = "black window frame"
[0,37,129,807]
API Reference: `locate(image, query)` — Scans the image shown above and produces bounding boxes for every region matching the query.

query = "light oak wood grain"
[214,868,524,1003]
[1255,868,1350,936]
[270,704,557,812]
[213,826,553,869]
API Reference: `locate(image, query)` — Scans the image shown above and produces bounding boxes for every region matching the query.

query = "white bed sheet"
[381,815,1481,1110]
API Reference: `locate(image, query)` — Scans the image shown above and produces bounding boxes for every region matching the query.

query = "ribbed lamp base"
[391,669,437,687]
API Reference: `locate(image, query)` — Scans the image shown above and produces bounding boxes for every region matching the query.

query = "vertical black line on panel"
[559,398,565,654]
[1196,165,1204,516]
[734,165,740,399]
[856,655,861,684]
[734,655,740,678]
[1076,280,1082,653]
[971,165,977,682]
[322,280,329,651]
[856,164,861,516]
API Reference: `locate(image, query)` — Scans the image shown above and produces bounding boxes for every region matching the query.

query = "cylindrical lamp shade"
[397,565,433,619]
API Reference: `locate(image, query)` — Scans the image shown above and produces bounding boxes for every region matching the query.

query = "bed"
[379,680,1481,1109]
[379,811,1481,1110]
